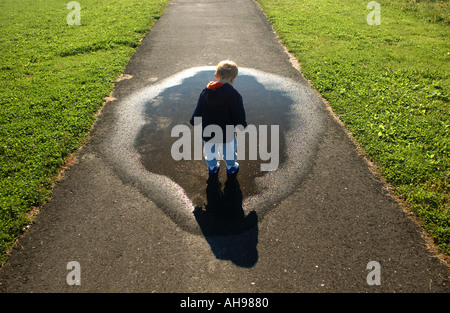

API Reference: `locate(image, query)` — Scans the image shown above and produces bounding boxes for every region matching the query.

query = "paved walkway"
[0,0,448,292]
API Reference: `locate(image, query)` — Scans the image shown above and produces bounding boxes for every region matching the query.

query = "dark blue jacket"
[190,82,247,143]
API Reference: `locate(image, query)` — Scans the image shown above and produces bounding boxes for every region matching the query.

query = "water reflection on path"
[135,69,292,206]
[103,67,326,233]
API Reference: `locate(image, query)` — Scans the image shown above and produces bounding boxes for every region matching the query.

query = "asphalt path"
[0,0,448,293]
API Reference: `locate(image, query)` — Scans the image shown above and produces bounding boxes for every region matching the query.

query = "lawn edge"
[0,2,171,267]
[253,0,450,268]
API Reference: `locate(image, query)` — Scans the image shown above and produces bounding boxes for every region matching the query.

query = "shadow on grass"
[194,171,258,268]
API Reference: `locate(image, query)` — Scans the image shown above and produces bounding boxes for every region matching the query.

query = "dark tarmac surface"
[0,0,448,292]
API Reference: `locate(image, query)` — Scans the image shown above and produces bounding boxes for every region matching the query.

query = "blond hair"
[215,60,238,80]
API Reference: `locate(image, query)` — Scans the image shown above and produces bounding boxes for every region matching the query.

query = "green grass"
[256,0,449,254]
[0,0,169,264]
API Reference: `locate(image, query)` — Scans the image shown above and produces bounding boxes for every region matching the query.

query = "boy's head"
[215,60,238,84]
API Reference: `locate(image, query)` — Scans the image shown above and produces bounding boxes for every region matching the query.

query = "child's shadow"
[193,172,258,268]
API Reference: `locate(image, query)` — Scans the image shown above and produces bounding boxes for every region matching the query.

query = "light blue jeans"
[204,136,237,170]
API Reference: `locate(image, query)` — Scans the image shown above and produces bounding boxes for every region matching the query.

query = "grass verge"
[256,0,449,255]
[0,0,170,265]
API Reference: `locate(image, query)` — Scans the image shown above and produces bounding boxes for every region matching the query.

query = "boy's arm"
[190,91,205,125]
[231,92,247,128]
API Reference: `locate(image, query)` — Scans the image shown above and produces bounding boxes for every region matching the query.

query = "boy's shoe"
[226,162,239,175]
[208,163,220,174]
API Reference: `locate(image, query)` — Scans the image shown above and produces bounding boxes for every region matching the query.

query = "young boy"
[190,60,247,175]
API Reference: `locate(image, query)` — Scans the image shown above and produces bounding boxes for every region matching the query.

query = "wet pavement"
[103,67,325,232]
[135,68,290,202]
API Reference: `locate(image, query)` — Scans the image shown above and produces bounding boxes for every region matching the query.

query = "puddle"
[102,67,326,233]
[134,69,291,206]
